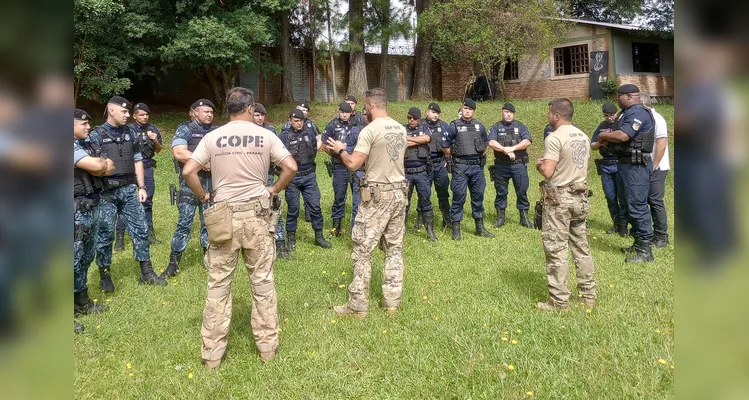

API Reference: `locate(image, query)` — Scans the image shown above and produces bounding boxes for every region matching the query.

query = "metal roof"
[551,17,642,31]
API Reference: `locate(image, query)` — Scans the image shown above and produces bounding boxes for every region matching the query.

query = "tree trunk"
[411,0,432,100]
[327,2,338,100]
[378,0,390,90]
[310,0,317,102]
[347,0,368,99]
[205,67,227,112]
[280,10,294,103]
[496,61,507,101]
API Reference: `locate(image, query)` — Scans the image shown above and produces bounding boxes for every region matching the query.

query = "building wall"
[616,74,674,97]
[612,34,674,76]
[440,62,474,101]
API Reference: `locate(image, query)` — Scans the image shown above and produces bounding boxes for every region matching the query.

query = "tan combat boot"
[381,300,399,315]
[536,299,570,312]
[332,304,367,318]
[582,298,596,309]
[202,358,221,370]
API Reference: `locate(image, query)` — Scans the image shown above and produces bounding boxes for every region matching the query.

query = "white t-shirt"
[651,108,670,171]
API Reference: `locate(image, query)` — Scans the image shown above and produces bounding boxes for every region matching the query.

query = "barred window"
[554,44,589,75]
[503,58,519,80]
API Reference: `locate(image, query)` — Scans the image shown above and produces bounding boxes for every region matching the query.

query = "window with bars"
[503,59,519,80]
[554,44,589,75]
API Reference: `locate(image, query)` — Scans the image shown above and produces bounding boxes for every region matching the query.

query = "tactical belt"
[597,158,619,165]
[296,165,316,177]
[495,156,529,165]
[228,199,269,216]
[405,165,428,174]
[455,157,482,165]
[74,197,99,212]
[103,175,136,190]
[143,159,157,168]
[331,158,343,165]
[431,156,444,163]
[362,180,408,192]
[545,181,589,193]
[198,170,211,179]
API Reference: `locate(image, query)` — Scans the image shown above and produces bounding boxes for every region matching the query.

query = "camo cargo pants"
[541,186,597,307]
[201,200,279,362]
[347,187,408,312]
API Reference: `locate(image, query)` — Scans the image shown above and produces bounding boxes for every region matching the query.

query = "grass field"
[74,100,674,399]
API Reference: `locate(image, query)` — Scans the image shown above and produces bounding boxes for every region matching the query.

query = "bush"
[600,79,618,99]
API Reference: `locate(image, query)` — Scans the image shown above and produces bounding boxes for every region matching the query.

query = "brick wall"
[440,62,474,100]
[504,77,590,100]
[616,74,674,97]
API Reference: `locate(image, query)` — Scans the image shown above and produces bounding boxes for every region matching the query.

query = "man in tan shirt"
[535,98,597,312]
[325,87,409,317]
[183,87,297,367]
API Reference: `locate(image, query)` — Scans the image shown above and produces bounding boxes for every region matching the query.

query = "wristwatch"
[138,185,147,190]
[338,148,345,156]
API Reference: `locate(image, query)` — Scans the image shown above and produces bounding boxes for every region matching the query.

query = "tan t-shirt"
[353,116,407,184]
[190,120,291,202]
[542,124,590,187]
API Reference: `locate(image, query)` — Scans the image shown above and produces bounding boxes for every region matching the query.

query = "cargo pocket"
[203,202,233,245]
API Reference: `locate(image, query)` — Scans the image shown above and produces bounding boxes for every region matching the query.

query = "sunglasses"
[407,116,419,120]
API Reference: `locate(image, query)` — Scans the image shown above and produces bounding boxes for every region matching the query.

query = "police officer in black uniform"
[487,103,534,229]
[403,107,437,241]
[443,99,495,240]
[280,109,332,250]
[283,100,321,222]
[597,84,656,262]
[591,102,627,236]
[345,95,366,127]
[74,108,111,332]
[322,102,361,236]
[92,96,166,292]
[113,102,163,250]
[422,102,453,228]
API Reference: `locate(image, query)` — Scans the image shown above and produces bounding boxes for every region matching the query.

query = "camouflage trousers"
[171,178,211,253]
[201,201,278,362]
[74,201,98,293]
[347,188,408,312]
[541,188,597,307]
[96,184,150,270]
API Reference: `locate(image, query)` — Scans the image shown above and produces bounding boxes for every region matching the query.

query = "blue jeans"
[600,163,626,225]
[331,163,360,221]
[116,165,155,231]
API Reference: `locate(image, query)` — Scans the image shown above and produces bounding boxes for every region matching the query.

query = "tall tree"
[347,0,368,98]
[411,0,432,100]
[421,0,569,100]
[160,5,274,111]
[640,0,674,35]
[567,0,643,24]
[364,0,413,90]
[279,9,294,103]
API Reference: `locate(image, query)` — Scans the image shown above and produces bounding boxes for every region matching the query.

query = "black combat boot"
[606,219,618,235]
[161,251,181,278]
[148,224,162,244]
[653,235,669,248]
[314,230,332,248]
[99,269,115,293]
[287,231,297,251]
[139,261,167,286]
[626,240,655,263]
[74,289,108,316]
[621,238,637,254]
[74,320,84,334]
[414,212,424,230]
[379,236,387,251]
[452,221,462,241]
[617,220,629,237]
[475,218,495,238]
[332,218,342,237]
[424,211,438,241]
[493,208,506,228]
[275,239,290,259]
[519,209,534,229]
[114,230,125,253]
[439,200,451,228]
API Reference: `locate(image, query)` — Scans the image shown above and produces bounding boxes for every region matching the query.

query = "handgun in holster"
[445,157,454,174]
[268,194,283,234]
[488,165,496,182]
[173,158,181,175]
[169,184,179,205]
[324,160,334,177]
[534,201,543,230]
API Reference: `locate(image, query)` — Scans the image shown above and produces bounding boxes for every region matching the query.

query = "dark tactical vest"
[95,125,135,176]
[287,127,317,166]
[404,123,430,165]
[596,120,619,159]
[493,121,529,163]
[178,122,215,171]
[426,120,446,155]
[129,122,155,159]
[451,119,486,157]
[609,105,655,163]
[329,118,353,163]
[74,140,104,197]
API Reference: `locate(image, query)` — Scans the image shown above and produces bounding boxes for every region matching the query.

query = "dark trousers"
[600,163,626,225]
[649,169,669,240]
[285,171,324,232]
[116,166,155,231]
[617,162,654,242]
[492,163,530,210]
[331,163,360,220]
[450,163,486,222]
[406,169,433,215]
[423,160,450,213]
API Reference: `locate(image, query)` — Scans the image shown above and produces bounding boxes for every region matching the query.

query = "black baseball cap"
[338,102,353,113]
[74,108,91,120]
[289,109,306,119]
[602,102,618,114]
[107,96,132,109]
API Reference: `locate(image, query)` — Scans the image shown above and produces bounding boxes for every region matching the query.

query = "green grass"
[74,100,674,399]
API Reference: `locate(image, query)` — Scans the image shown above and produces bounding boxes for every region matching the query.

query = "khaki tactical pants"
[201,202,278,362]
[348,188,408,312]
[541,188,597,307]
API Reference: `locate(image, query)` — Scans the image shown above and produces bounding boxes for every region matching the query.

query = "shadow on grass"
[500,267,547,303]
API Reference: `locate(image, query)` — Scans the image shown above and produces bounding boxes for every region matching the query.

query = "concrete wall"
[612,34,674,76]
